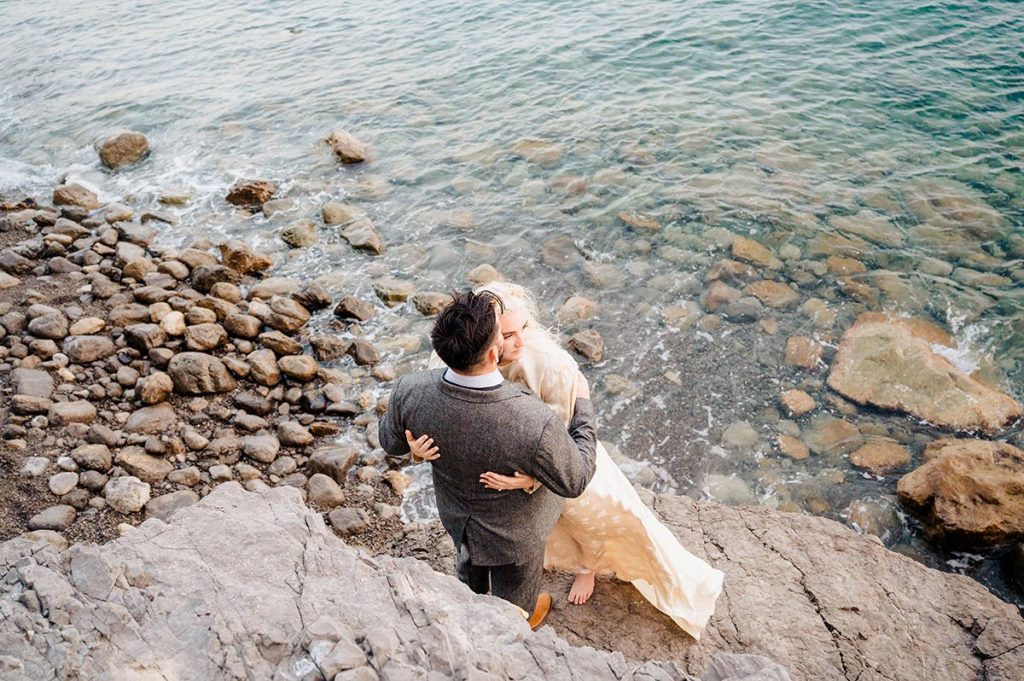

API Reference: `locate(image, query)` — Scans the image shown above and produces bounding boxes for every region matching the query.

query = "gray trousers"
[455,539,543,613]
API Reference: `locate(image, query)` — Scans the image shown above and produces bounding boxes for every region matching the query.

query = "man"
[378,290,598,629]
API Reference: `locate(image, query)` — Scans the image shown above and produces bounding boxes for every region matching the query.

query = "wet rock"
[243,435,280,464]
[49,400,97,426]
[292,282,332,311]
[341,218,384,255]
[168,352,238,394]
[722,421,761,452]
[116,446,174,484]
[384,470,412,496]
[617,210,660,232]
[802,415,863,457]
[844,497,902,540]
[349,339,380,366]
[745,280,799,309]
[248,348,282,386]
[372,278,415,306]
[568,329,604,362]
[541,235,583,271]
[828,313,1023,434]
[784,336,823,370]
[661,301,703,330]
[224,313,263,338]
[830,210,904,247]
[53,183,100,210]
[732,236,783,270]
[700,281,742,312]
[311,334,351,362]
[72,444,112,471]
[145,490,200,521]
[220,240,273,275]
[722,296,763,323]
[157,310,186,336]
[325,129,369,163]
[258,330,303,356]
[412,291,453,316]
[103,475,151,513]
[264,296,310,333]
[190,264,239,293]
[329,507,371,535]
[779,390,815,417]
[280,219,317,248]
[278,355,318,381]
[28,505,76,531]
[512,138,563,166]
[307,474,346,508]
[776,435,810,460]
[186,323,227,351]
[321,202,366,226]
[557,295,598,325]
[278,421,314,447]
[334,296,375,322]
[307,445,359,483]
[97,131,149,169]
[225,179,276,208]
[898,438,1024,547]
[826,256,867,276]
[850,440,911,473]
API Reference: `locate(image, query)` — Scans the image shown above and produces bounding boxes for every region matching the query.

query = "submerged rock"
[324,128,369,163]
[97,130,150,169]
[828,313,1022,434]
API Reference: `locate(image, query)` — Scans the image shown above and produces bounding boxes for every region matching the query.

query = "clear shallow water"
[2,1,1023,605]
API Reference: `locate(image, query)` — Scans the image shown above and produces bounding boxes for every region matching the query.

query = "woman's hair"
[473,281,562,355]
[430,290,504,372]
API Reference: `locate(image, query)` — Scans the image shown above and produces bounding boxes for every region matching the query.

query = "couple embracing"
[379,283,723,636]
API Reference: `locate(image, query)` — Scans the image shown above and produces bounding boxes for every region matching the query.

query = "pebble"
[48,471,79,496]
[27,505,76,531]
[21,457,50,477]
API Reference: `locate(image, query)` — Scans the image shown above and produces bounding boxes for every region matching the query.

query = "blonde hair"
[473,281,563,354]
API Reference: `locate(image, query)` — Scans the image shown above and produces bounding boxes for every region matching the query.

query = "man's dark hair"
[431,290,505,372]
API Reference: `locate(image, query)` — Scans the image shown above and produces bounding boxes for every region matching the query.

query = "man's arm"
[377,379,411,459]
[528,398,598,498]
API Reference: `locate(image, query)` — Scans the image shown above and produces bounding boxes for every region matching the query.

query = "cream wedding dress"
[502,328,724,640]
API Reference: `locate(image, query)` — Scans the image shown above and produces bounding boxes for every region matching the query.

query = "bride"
[408,281,724,640]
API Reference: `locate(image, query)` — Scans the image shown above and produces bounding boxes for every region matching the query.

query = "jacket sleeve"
[378,378,411,459]
[528,398,598,498]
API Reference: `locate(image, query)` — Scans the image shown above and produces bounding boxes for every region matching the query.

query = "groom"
[379,290,598,628]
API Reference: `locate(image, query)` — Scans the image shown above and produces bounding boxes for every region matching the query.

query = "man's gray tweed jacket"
[379,368,598,566]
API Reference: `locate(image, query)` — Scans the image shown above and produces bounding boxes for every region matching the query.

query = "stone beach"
[1,121,1023,679]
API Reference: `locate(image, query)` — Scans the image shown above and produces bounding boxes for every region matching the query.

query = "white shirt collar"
[443,368,504,389]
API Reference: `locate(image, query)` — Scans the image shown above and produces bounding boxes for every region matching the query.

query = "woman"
[410,282,724,640]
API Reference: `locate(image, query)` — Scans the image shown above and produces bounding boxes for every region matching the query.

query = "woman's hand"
[405,430,440,462]
[480,470,538,491]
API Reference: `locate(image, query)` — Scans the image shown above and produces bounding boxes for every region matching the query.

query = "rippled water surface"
[2,1,1023,605]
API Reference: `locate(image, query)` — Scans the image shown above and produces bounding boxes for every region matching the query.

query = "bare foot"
[568,571,595,605]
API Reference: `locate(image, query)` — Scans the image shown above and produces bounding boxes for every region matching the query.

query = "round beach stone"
[777,435,810,460]
[48,471,79,496]
[328,507,370,535]
[278,355,318,381]
[281,219,318,248]
[186,323,228,351]
[307,474,345,509]
[49,400,97,426]
[138,372,174,405]
[732,236,783,270]
[325,129,368,163]
[372,278,415,307]
[27,313,69,340]
[104,476,151,514]
[68,317,105,336]
[333,296,375,322]
[53,183,99,210]
[785,336,824,370]
[242,435,280,464]
[278,421,314,447]
[224,313,262,338]
[265,296,310,332]
[168,352,238,394]
[248,349,282,386]
[125,402,177,434]
[63,336,116,364]
[568,330,604,362]
[28,505,76,531]
[160,311,187,336]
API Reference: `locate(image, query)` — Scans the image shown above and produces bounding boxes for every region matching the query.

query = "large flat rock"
[0,483,778,681]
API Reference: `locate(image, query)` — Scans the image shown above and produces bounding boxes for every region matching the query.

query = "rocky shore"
[2,130,1024,679]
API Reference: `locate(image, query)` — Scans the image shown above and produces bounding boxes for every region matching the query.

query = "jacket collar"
[433,369,524,403]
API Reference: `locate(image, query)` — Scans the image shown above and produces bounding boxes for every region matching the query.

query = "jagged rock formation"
[1,483,789,681]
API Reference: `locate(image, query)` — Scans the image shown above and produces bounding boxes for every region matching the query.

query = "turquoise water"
[2,1,1023,603]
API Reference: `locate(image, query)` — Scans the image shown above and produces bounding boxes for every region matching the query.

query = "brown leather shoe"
[527,592,552,630]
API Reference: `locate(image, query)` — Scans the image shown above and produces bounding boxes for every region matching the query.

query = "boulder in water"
[97,131,150,169]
